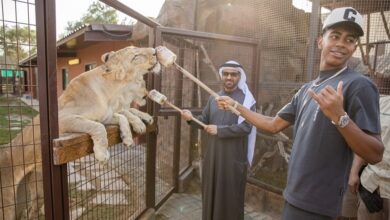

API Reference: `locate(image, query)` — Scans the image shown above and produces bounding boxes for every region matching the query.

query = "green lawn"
[0,95,38,145]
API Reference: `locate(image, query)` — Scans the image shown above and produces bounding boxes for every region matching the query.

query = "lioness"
[0,46,161,219]
[58,46,160,162]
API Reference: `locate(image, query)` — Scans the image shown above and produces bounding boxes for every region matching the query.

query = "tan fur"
[113,74,153,138]
[58,46,160,162]
[0,46,160,219]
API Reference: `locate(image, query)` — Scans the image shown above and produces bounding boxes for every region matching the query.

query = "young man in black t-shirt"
[217,7,384,220]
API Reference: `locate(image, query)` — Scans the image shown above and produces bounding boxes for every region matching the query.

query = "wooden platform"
[53,122,157,165]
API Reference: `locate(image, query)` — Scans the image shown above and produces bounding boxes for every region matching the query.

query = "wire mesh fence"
[2,0,390,219]
[0,0,42,219]
[1,1,157,219]
[67,144,147,220]
[194,0,311,191]
[193,0,390,192]
[155,27,259,196]
[155,116,175,205]
[333,0,390,95]
[156,30,257,110]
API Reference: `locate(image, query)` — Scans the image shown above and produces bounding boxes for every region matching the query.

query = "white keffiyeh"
[218,60,257,165]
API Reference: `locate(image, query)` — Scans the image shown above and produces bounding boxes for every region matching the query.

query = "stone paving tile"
[156,178,278,219]
[156,193,276,220]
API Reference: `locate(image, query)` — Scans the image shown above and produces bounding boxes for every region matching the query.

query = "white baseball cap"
[323,7,364,36]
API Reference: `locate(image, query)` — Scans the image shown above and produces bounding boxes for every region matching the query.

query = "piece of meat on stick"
[147,89,206,128]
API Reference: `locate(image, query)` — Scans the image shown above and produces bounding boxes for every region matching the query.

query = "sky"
[56,0,165,37]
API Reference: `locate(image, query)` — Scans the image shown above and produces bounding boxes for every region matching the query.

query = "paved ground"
[155,178,277,220]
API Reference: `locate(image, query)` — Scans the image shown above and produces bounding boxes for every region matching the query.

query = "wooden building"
[19,24,135,99]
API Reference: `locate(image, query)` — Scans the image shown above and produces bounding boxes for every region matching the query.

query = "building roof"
[19,23,133,66]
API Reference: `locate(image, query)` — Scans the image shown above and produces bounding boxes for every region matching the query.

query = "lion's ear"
[101,51,115,63]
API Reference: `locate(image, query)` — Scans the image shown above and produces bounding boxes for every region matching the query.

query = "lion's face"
[102,46,161,81]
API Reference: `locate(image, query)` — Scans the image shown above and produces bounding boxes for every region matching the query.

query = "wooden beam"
[357,39,373,74]
[199,44,220,80]
[53,123,157,165]
[380,10,390,40]
[99,0,161,28]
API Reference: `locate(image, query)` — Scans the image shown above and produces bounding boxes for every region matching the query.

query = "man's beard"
[223,80,238,91]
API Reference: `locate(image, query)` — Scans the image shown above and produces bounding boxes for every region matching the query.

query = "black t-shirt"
[278,67,381,217]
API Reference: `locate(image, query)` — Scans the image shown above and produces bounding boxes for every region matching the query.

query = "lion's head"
[101,46,161,81]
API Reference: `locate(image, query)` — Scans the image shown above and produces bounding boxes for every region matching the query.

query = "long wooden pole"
[163,101,206,128]
[174,63,241,115]
[147,89,207,128]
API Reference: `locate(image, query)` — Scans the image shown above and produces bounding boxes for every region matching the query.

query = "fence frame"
[36,0,69,219]
[35,0,313,218]
[30,0,390,219]
[41,1,262,217]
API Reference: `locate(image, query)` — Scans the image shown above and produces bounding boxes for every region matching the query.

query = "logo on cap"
[343,8,357,22]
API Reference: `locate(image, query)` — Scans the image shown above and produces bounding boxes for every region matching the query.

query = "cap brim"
[326,21,364,37]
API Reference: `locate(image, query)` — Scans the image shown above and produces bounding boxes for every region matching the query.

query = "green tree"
[62,1,119,36]
[0,25,36,66]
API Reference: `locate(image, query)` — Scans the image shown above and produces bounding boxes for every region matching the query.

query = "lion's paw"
[141,114,154,125]
[122,135,134,147]
[131,122,146,134]
[94,147,110,163]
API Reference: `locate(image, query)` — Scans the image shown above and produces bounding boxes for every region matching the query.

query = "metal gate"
[152,26,259,206]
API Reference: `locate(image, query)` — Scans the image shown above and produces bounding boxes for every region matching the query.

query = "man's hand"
[348,170,360,193]
[181,109,193,121]
[308,81,345,123]
[204,125,217,135]
[216,96,235,110]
